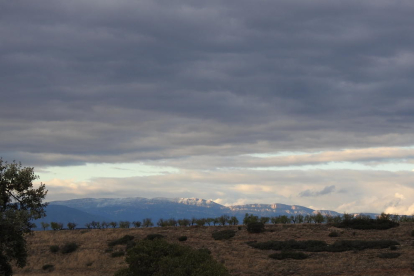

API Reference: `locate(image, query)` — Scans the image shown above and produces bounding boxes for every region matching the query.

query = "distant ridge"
[32,197,350,228]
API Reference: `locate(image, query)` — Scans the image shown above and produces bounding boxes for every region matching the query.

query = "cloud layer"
[2,0,414,213]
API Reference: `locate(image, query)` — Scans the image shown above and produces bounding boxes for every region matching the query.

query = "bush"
[248,239,400,252]
[61,242,78,254]
[212,230,236,240]
[411,230,414,237]
[269,251,308,260]
[114,239,230,276]
[42,264,54,271]
[178,236,187,242]
[126,240,136,250]
[198,248,212,255]
[378,253,401,258]
[390,245,398,250]
[247,222,265,233]
[146,234,164,240]
[329,231,339,237]
[111,251,125,258]
[49,245,59,253]
[108,235,135,247]
[333,218,399,230]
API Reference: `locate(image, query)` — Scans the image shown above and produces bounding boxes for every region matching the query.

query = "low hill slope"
[13,223,414,276]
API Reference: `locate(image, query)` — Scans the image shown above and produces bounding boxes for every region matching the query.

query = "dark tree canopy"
[0,159,48,276]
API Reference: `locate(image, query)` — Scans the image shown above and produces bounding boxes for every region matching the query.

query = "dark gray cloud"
[299,185,336,197]
[1,0,414,166]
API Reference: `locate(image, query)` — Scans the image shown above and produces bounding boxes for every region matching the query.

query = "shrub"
[42,264,54,271]
[49,245,59,253]
[390,245,398,250]
[411,230,414,237]
[333,218,399,230]
[247,222,265,233]
[86,262,93,266]
[111,251,125,258]
[247,239,400,252]
[247,240,327,251]
[329,231,339,237]
[212,230,236,240]
[269,251,308,260]
[146,234,164,240]
[198,248,212,255]
[178,236,187,242]
[378,253,401,258]
[61,242,78,254]
[114,239,230,276]
[126,241,136,250]
[108,235,135,247]
[105,247,114,253]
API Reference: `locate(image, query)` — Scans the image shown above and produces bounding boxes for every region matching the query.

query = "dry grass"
[12,223,414,276]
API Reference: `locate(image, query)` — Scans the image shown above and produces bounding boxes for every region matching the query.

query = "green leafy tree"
[270,216,280,224]
[119,221,131,228]
[0,159,47,276]
[178,218,190,226]
[218,215,230,226]
[196,218,206,226]
[205,218,214,226]
[304,214,312,223]
[142,218,153,228]
[41,222,50,231]
[260,216,270,224]
[313,212,325,224]
[167,218,177,226]
[67,222,77,230]
[279,215,290,224]
[228,216,239,225]
[243,213,259,225]
[295,214,304,224]
[50,222,63,230]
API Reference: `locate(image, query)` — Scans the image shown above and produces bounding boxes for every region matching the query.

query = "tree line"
[40,212,414,230]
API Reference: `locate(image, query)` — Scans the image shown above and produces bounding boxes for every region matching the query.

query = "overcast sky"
[1,0,414,214]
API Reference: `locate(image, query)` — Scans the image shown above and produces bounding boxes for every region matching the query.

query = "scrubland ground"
[13,223,414,276]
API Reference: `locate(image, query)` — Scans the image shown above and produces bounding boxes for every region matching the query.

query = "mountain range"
[34,197,353,230]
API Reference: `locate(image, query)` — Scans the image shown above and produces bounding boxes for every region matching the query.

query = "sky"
[1,0,414,214]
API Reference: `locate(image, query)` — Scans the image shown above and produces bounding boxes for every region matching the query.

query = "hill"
[12,222,414,276]
[33,205,110,230]
[43,197,344,227]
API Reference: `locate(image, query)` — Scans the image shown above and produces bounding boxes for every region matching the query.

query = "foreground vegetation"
[12,220,414,276]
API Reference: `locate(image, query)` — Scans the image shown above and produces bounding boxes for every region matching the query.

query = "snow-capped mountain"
[42,197,345,227]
